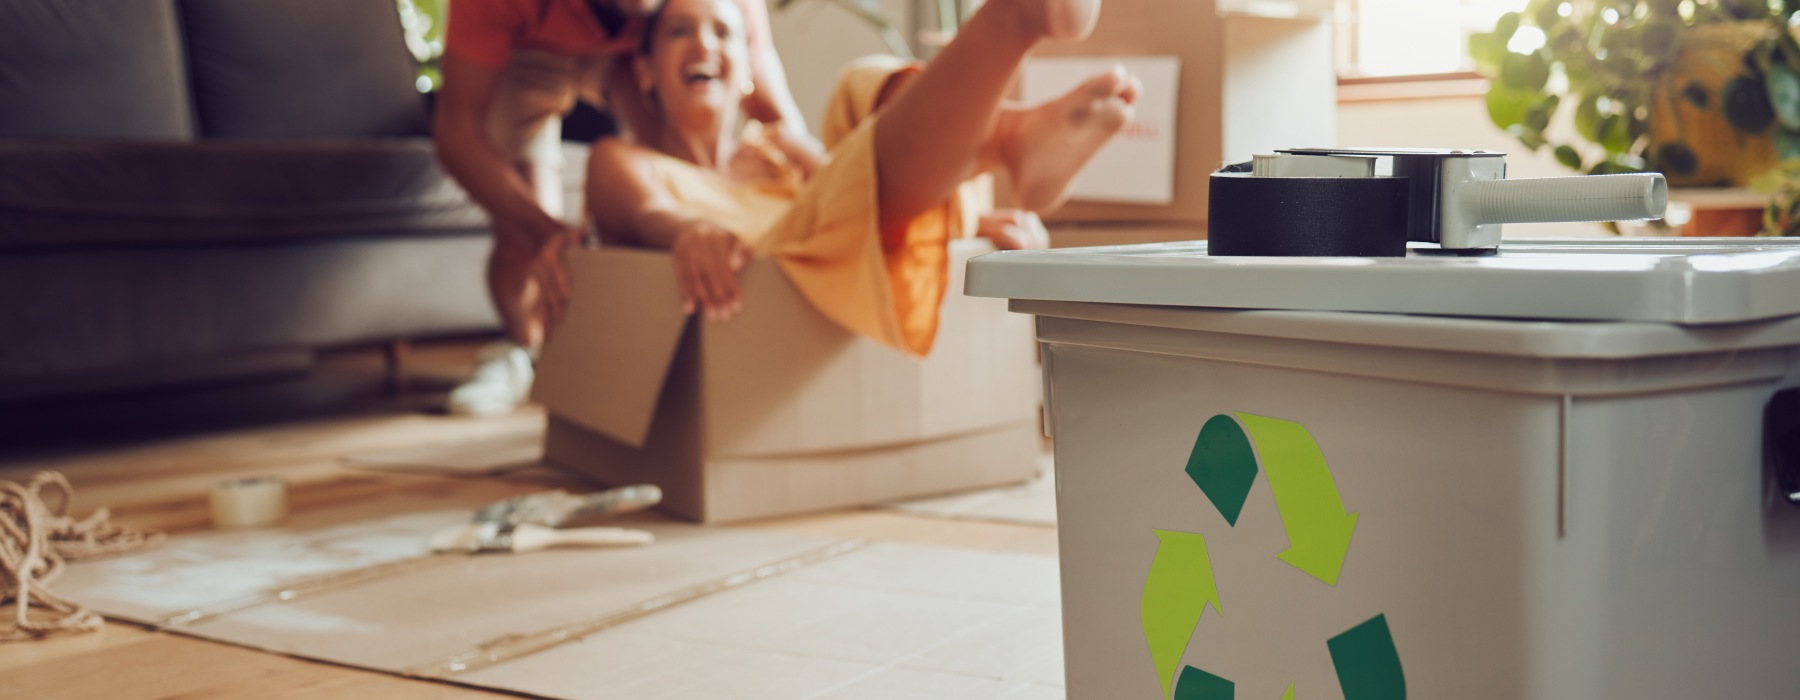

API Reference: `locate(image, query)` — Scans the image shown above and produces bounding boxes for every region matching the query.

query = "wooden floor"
[0,339,1057,699]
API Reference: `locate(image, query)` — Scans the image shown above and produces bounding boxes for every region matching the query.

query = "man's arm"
[736,0,823,167]
[433,53,572,247]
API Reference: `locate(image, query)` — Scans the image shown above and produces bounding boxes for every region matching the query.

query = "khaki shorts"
[487,49,610,218]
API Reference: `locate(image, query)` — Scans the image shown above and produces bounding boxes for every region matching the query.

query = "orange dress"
[635,56,990,357]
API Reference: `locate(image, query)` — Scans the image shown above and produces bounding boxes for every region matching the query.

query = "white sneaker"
[447,342,535,416]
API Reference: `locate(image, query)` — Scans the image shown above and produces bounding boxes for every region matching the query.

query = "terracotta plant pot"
[1650,21,1779,187]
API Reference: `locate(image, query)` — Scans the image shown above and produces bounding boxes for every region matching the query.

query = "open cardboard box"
[534,238,1041,523]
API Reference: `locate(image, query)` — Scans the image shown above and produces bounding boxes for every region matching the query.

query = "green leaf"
[1600,113,1634,152]
[1532,0,1564,29]
[1549,25,1584,53]
[1657,142,1699,175]
[1777,128,1800,160]
[1509,124,1550,151]
[1501,51,1552,91]
[1724,74,1778,133]
[1470,34,1507,75]
[1591,154,1648,175]
[1769,63,1800,130]
[1494,11,1521,43]
[1486,86,1538,129]
[1555,144,1585,170]
[1682,82,1711,110]
[1526,94,1560,132]
[1576,94,1603,142]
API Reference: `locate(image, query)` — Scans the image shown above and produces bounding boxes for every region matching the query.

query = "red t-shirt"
[446,0,768,69]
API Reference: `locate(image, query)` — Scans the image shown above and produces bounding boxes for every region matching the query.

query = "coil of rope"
[1,472,164,641]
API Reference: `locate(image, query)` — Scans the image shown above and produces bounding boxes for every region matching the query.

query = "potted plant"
[1473,0,1800,188]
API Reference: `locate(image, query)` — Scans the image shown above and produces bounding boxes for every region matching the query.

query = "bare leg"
[877,65,1138,217]
[871,0,1102,234]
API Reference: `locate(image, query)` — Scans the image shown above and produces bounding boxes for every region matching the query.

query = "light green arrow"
[1235,413,1359,586]
[1141,530,1223,700]
[1281,683,1295,700]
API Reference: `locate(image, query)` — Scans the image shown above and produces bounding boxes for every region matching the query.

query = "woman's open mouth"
[682,66,721,88]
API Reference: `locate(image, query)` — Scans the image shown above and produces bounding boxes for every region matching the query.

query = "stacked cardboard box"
[1029,0,1337,247]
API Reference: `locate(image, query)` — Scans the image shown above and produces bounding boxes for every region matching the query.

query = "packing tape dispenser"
[1208,147,1669,257]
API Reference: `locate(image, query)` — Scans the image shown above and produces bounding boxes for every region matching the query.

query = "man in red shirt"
[433,0,814,415]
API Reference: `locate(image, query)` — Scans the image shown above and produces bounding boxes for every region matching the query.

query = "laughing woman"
[584,0,1135,356]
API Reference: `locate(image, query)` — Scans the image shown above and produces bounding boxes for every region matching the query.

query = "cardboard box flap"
[533,247,689,448]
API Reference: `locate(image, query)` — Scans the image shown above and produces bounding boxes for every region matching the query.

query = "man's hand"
[727,131,787,184]
[528,225,582,330]
[976,209,1051,250]
[671,226,753,321]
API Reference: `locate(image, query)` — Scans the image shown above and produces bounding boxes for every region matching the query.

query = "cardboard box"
[1027,0,1336,227]
[534,239,1041,523]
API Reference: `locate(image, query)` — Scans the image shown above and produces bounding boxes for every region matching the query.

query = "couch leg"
[383,339,411,396]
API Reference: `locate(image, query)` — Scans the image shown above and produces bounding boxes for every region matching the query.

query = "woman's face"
[645,0,749,128]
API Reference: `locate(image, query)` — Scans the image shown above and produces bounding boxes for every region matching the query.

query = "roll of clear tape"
[210,477,287,529]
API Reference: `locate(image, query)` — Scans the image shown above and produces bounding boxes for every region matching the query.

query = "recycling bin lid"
[963,238,1800,325]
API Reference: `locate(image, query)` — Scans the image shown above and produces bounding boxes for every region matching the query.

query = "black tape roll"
[1208,171,1411,257]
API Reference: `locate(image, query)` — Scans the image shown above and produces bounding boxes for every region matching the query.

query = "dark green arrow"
[1173,665,1235,700]
[1328,614,1406,700]
[1186,415,1258,526]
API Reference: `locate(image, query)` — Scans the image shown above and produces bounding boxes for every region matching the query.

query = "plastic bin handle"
[1762,389,1800,507]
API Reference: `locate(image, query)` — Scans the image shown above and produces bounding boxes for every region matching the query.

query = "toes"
[1079,67,1129,98]
[1120,74,1143,104]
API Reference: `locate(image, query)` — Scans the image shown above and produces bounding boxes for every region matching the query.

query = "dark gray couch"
[0,0,575,400]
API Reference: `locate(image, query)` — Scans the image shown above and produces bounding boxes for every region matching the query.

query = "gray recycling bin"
[965,238,1800,700]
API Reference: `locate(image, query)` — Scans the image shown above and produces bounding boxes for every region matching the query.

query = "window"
[1337,0,1531,79]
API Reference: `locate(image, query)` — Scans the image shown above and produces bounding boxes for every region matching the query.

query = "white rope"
[1,472,164,641]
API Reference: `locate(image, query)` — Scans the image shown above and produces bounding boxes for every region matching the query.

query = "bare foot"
[1001,67,1140,213]
[996,0,1101,41]
[976,209,1051,250]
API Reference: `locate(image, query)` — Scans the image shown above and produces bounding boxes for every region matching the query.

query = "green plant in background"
[396,0,447,92]
[1471,0,1800,191]
[1752,157,1800,233]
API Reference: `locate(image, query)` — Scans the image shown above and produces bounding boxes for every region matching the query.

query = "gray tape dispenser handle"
[1278,148,1668,251]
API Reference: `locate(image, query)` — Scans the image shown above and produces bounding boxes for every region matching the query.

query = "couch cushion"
[181,0,428,139]
[0,138,488,249]
[0,0,194,139]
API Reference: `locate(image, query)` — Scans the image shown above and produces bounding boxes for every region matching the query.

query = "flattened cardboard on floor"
[535,239,1041,523]
[459,543,1066,700]
[59,505,1065,700]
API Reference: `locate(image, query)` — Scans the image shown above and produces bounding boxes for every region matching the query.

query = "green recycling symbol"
[1140,412,1406,699]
